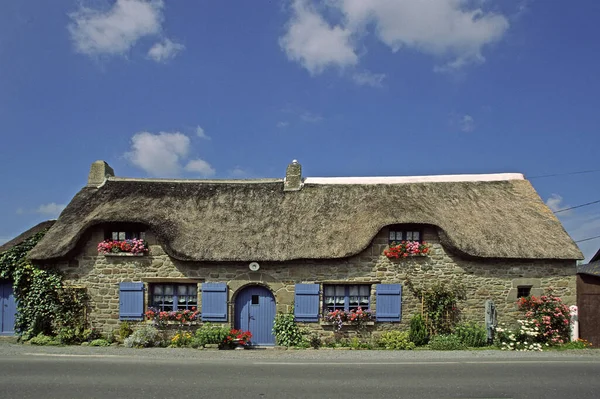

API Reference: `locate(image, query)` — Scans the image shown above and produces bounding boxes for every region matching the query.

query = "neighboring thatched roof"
[0,220,56,253]
[590,248,600,263]
[29,172,583,262]
[578,261,600,277]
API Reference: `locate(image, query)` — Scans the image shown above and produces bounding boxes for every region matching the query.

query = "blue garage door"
[0,280,17,336]
[234,285,276,346]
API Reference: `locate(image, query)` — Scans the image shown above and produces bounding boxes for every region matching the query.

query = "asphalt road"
[1,344,599,399]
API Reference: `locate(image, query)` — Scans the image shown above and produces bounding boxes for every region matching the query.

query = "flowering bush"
[170,331,193,347]
[97,239,149,255]
[224,329,252,346]
[495,320,543,351]
[384,241,430,259]
[145,307,199,327]
[323,307,373,331]
[518,293,570,346]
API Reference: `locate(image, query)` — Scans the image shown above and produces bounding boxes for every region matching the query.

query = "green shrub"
[119,322,134,342]
[309,333,322,349]
[378,331,416,350]
[123,325,161,348]
[455,322,488,347]
[29,333,61,346]
[272,313,304,347]
[193,323,230,347]
[428,334,466,350]
[89,339,110,347]
[409,314,429,346]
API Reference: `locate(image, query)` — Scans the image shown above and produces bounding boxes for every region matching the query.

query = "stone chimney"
[87,160,114,187]
[284,159,303,191]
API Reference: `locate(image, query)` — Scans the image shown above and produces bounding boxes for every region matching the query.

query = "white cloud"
[460,114,475,132]
[230,167,249,178]
[184,159,216,177]
[68,0,164,57]
[277,121,290,128]
[281,0,509,74]
[36,203,66,216]
[300,112,323,123]
[15,203,66,217]
[279,0,358,75]
[125,131,215,177]
[125,131,191,176]
[352,71,386,87]
[147,38,185,62]
[196,125,210,140]
[546,194,566,213]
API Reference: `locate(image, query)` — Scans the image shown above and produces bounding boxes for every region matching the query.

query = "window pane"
[406,231,413,240]
[335,286,345,296]
[349,285,359,296]
[178,285,187,295]
[324,286,334,296]
[153,295,163,306]
[118,232,126,241]
[359,286,369,296]
[164,285,173,295]
[187,296,197,306]
[413,231,420,241]
[395,231,403,241]
[188,285,197,296]
[349,296,359,306]
[389,231,396,241]
[112,232,119,240]
[153,285,163,295]
[140,231,146,239]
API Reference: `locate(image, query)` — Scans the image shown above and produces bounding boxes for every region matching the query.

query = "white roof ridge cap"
[304,173,525,185]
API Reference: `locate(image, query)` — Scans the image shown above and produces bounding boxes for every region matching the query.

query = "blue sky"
[1,0,599,261]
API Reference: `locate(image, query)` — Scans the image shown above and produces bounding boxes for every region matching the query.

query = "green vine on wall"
[405,278,466,335]
[0,229,89,339]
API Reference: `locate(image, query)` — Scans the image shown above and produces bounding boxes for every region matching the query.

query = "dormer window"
[103,223,147,242]
[108,231,146,241]
[389,227,422,244]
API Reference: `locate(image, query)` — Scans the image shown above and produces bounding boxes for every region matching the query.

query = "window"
[150,283,197,311]
[389,228,422,244]
[323,285,370,312]
[107,231,146,241]
[103,223,147,241]
[517,286,532,298]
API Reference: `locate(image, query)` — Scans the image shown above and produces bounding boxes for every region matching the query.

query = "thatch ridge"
[29,177,583,262]
[0,220,56,253]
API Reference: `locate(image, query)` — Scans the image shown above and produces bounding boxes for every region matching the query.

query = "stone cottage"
[27,160,583,345]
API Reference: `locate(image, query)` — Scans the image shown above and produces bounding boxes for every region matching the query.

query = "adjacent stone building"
[27,160,583,345]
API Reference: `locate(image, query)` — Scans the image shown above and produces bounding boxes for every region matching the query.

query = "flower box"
[384,240,430,259]
[104,252,145,257]
[97,239,149,255]
[320,321,375,327]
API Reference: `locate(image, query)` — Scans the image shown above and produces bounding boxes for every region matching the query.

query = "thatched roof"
[578,261,600,277]
[0,220,56,253]
[29,167,583,262]
[590,248,600,263]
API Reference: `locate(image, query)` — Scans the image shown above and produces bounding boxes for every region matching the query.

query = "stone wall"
[51,225,577,338]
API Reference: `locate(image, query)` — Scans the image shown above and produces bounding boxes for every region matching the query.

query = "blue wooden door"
[0,281,17,336]
[234,286,276,346]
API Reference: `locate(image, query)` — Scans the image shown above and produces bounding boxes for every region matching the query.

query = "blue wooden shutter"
[119,282,144,321]
[376,284,402,322]
[201,283,228,322]
[294,284,320,322]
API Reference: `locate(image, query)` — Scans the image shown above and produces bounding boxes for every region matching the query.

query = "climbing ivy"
[0,229,88,339]
[405,278,466,336]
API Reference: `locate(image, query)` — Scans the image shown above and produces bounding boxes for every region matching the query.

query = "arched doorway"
[234,285,276,346]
